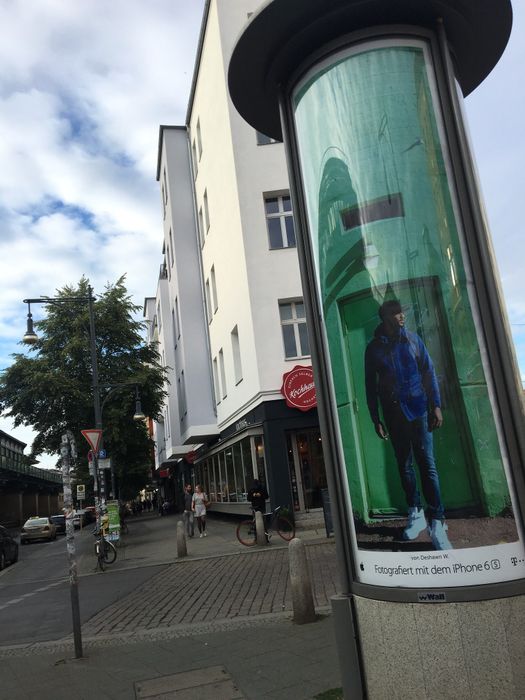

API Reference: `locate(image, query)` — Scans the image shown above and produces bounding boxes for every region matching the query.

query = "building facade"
[145,0,327,517]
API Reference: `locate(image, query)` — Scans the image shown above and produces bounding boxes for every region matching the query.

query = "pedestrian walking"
[192,484,209,538]
[182,484,194,537]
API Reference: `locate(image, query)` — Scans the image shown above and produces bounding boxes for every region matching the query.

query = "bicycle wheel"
[103,539,117,564]
[276,516,295,541]
[236,519,256,546]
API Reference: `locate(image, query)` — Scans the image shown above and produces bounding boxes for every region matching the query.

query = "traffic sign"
[81,429,103,452]
[77,484,86,500]
[98,448,107,459]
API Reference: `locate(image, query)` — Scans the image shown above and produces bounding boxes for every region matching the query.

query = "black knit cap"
[378,299,403,320]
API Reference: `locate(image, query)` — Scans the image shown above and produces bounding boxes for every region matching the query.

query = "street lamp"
[99,383,146,497]
[22,288,104,518]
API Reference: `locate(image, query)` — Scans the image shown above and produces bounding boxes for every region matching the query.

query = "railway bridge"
[0,430,62,527]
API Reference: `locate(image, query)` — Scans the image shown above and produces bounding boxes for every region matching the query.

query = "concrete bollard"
[289,537,316,624]
[255,510,266,546]
[176,520,187,558]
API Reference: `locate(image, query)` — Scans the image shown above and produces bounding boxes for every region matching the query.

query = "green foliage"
[0,276,166,499]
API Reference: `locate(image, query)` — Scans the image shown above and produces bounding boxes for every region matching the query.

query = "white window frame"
[203,189,210,232]
[279,300,310,359]
[219,348,227,399]
[196,119,202,159]
[192,140,198,178]
[205,279,213,323]
[264,193,296,249]
[231,325,243,385]
[213,357,221,405]
[211,265,218,313]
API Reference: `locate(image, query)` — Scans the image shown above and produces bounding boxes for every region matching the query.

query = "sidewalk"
[1,512,343,699]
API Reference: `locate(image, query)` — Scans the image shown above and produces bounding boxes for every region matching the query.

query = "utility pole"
[61,431,83,659]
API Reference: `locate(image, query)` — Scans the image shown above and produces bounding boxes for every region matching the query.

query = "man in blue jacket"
[365,299,452,550]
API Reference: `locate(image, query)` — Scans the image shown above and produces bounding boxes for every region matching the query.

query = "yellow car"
[20,517,57,544]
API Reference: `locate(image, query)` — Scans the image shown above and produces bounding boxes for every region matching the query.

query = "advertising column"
[291,37,525,589]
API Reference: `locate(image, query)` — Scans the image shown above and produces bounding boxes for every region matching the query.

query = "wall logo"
[281,365,317,412]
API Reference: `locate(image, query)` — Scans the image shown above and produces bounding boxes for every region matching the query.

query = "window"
[256,131,278,146]
[198,206,205,247]
[203,189,210,232]
[231,325,243,384]
[174,297,181,339]
[192,140,198,178]
[172,308,178,349]
[196,119,202,159]
[157,302,162,331]
[210,265,218,312]
[169,228,174,267]
[264,194,296,249]
[178,370,187,420]
[212,357,220,404]
[205,279,213,323]
[219,348,227,399]
[279,300,310,358]
[161,168,168,219]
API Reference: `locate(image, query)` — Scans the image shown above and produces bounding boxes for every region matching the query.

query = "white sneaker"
[402,507,427,541]
[429,520,453,550]
[203,532,207,537]
[199,533,203,538]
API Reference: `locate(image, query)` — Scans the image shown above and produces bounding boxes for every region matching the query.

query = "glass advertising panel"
[293,39,524,587]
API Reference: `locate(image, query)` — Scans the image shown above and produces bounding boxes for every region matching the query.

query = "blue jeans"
[383,407,444,520]
[183,510,194,537]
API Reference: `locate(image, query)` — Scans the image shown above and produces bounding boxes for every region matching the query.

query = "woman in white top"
[192,484,209,537]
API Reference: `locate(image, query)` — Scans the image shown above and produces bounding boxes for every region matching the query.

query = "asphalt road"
[0,525,166,646]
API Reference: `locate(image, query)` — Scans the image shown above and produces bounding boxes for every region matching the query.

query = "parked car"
[20,517,57,544]
[0,525,19,570]
[83,506,96,523]
[73,510,88,529]
[49,514,66,535]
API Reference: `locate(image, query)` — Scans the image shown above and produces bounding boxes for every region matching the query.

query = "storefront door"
[287,429,327,511]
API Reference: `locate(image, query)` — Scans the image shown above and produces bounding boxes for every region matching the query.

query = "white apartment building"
[146,0,328,516]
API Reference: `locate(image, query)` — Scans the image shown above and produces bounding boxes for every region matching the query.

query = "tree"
[0,276,166,500]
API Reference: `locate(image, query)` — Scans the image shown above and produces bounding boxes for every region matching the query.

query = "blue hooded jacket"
[365,324,441,423]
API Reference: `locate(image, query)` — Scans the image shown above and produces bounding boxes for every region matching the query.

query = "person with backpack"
[364,299,451,550]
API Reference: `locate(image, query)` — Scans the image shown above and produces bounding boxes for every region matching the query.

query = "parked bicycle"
[93,527,117,571]
[236,506,295,546]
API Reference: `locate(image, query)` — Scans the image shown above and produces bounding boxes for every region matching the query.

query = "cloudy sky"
[0,0,523,467]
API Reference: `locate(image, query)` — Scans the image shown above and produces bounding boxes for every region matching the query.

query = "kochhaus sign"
[281,365,317,412]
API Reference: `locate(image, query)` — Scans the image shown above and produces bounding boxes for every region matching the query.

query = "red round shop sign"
[281,365,317,412]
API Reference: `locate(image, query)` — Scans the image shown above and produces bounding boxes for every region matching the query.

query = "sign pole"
[61,432,83,659]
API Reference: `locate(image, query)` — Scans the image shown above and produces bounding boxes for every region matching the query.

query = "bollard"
[255,511,266,546]
[176,520,187,558]
[288,537,316,624]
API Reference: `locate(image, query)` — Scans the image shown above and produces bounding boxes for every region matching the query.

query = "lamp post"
[23,287,104,527]
[99,383,146,498]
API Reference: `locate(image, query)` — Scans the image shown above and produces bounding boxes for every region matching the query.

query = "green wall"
[293,41,512,522]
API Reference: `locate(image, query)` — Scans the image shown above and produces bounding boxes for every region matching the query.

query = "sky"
[0,0,523,468]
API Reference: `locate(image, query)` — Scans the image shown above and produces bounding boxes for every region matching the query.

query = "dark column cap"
[228,0,512,141]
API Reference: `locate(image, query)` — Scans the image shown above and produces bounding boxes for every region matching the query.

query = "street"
[0,522,167,646]
[0,513,343,700]
[0,513,338,646]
